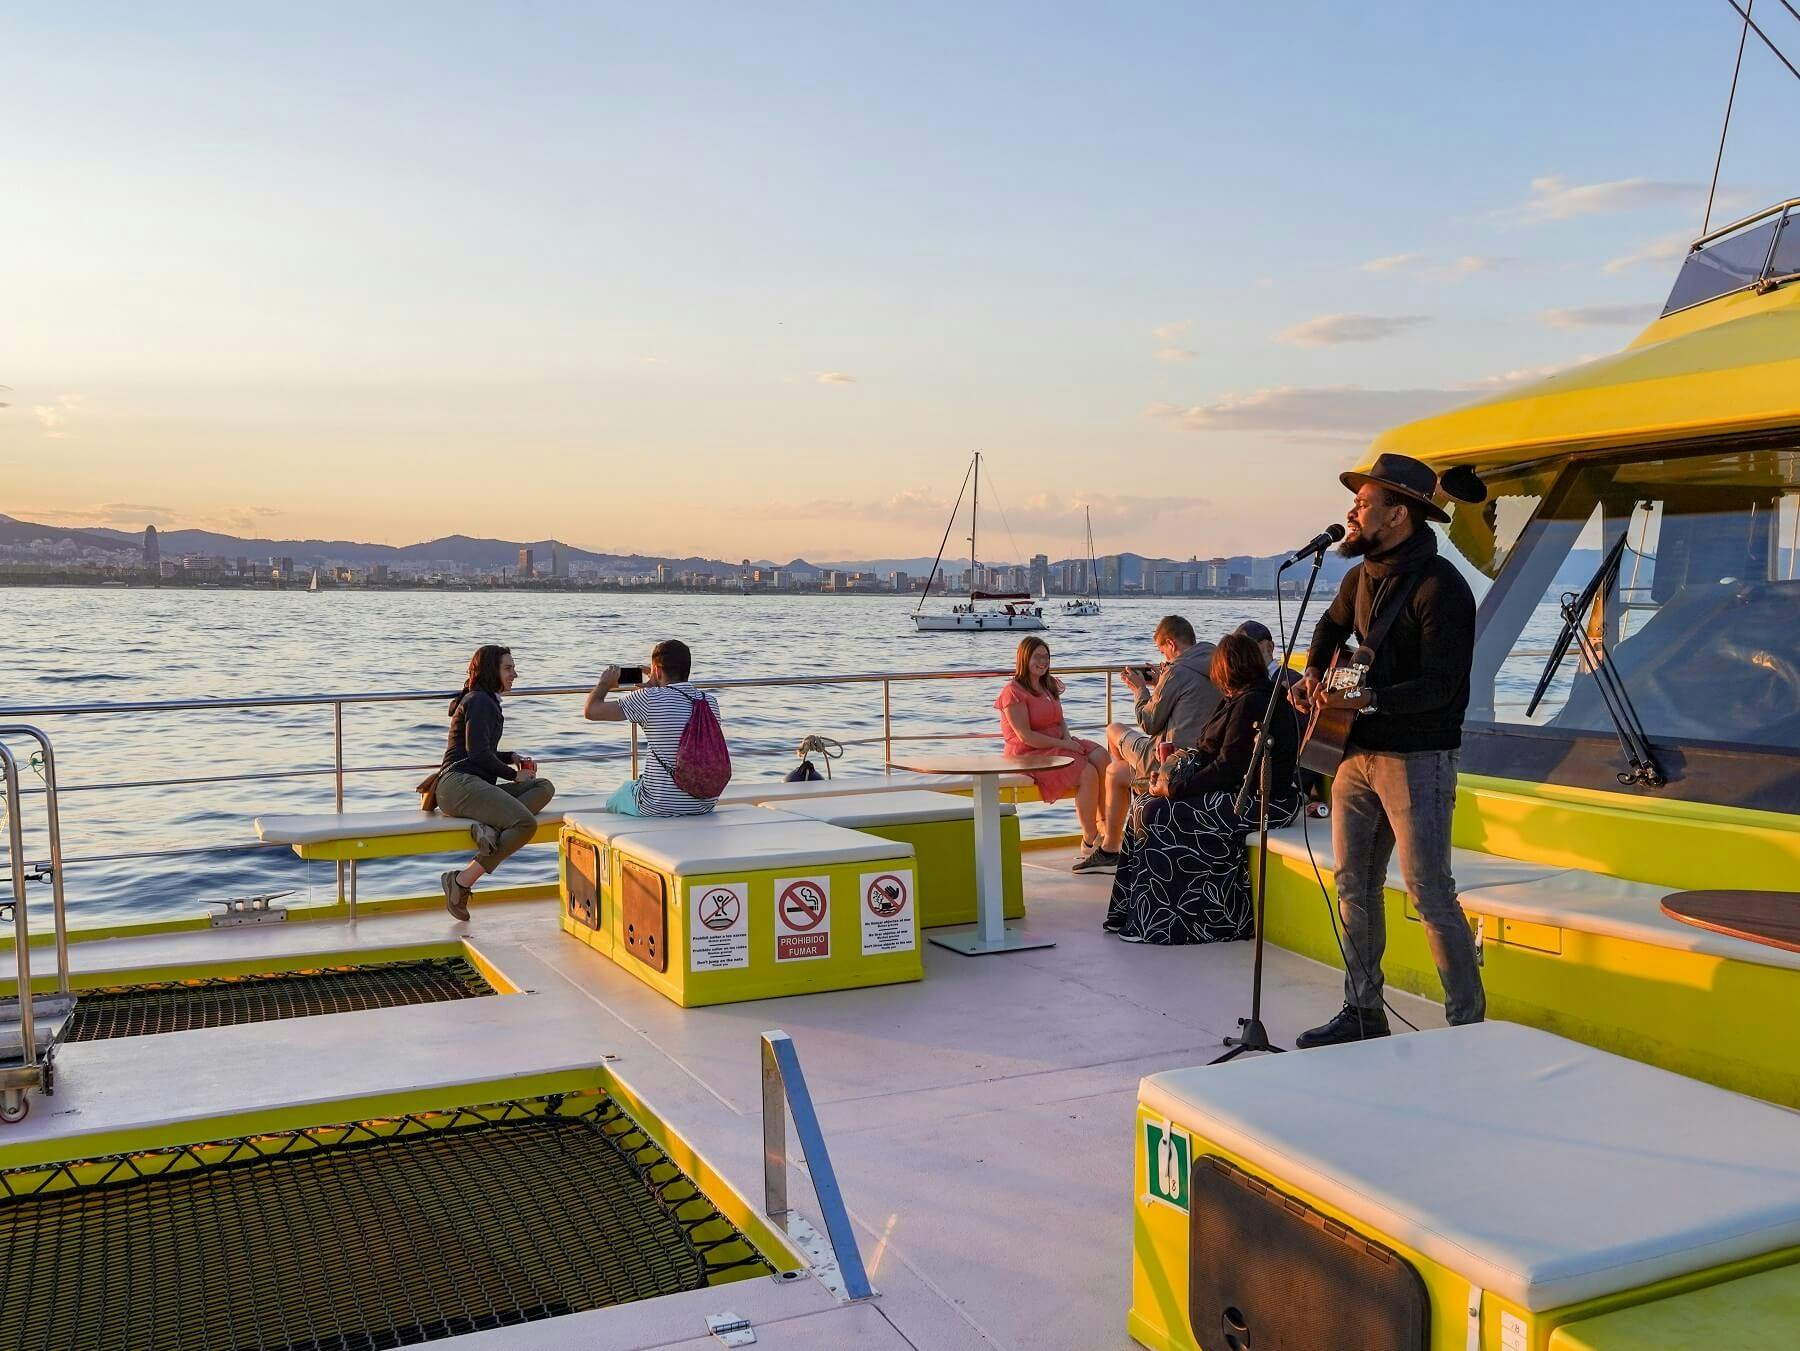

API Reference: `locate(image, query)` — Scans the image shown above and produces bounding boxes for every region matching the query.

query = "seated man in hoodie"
[1082,616,1220,873]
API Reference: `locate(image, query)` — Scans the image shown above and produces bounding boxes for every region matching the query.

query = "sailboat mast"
[1086,506,1097,597]
[969,452,980,592]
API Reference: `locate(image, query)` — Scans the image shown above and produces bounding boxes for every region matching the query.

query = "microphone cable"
[1274,574,1421,1037]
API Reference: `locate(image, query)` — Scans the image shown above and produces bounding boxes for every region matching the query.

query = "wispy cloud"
[1361,253,1514,281]
[30,393,82,438]
[1515,175,1694,223]
[24,501,285,533]
[1151,320,1193,340]
[1463,359,1590,388]
[1360,253,1425,273]
[1147,364,1583,439]
[751,489,1213,540]
[1603,230,1691,274]
[1539,303,1658,329]
[814,371,857,385]
[1276,313,1431,346]
[1146,386,1463,437]
[1156,347,1197,362]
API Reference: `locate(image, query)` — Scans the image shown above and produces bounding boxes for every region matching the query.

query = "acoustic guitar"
[1297,649,1369,776]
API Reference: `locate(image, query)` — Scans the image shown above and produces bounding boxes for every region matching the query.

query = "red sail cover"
[970,591,1033,601]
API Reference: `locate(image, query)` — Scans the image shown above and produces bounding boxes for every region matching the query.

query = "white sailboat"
[912,453,1045,632]
[308,568,320,593]
[1063,506,1101,616]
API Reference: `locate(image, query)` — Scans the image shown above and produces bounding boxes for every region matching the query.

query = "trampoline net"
[0,1091,773,1349]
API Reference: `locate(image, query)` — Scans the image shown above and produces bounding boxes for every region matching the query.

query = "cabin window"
[1459,446,1800,798]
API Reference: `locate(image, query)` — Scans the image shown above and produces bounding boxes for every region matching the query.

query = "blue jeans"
[605,780,644,816]
[1330,748,1485,1025]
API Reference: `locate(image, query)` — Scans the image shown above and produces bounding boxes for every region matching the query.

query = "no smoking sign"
[774,877,830,963]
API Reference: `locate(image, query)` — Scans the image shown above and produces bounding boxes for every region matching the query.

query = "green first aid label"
[1144,1118,1190,1212]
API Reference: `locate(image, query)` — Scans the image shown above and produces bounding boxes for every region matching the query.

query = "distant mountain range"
[1,513,1360,585]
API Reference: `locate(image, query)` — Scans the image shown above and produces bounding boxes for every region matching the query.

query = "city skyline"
[3,4,1794,558]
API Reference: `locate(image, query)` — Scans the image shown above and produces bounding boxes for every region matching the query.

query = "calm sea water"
[0,589,1316,926]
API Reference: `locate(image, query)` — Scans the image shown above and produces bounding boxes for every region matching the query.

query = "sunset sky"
[3,2,1795,561]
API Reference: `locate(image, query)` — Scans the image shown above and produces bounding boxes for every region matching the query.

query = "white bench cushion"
[1261,823,1800,971]
[256,794,620,846]
[561,804,795,846]
[599,818,913,874]
[769,790,1016,828]
[719,771,1029,805]
[1141,1022,1800,1311]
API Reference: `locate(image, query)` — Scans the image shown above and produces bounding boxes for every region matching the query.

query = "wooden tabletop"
[1660,890,1800,954]
[891,752,1073,775]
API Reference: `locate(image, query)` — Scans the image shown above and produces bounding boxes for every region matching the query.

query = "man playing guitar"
[1289,453,1484,1046]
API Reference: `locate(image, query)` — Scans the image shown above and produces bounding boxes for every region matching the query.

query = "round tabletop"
[890,752,1073,775]
[1660,890,1800,954]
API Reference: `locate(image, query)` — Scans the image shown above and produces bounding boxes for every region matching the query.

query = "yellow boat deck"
[0,846,1447,1350]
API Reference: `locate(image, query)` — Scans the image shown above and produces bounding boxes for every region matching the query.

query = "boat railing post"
[759,1030,874,1300]
[630,723,639,778]
[333,701,349,913]
[2,728,70,995]
[1,745,36,1071]
[762,1032,787,1217]
[882,680,892,767]
[1105,669,1114,726]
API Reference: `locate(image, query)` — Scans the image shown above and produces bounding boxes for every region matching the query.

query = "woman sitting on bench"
[1103,632,1299,944]
[433,644,556,921]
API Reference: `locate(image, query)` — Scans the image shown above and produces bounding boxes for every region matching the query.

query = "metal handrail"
[0,664,1126,911]
[761,1030,873,1301]
[0,663,1120,720]
[1,727,72,1083]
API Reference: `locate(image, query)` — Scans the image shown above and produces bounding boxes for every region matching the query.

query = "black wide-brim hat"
[1340,452,1454,523]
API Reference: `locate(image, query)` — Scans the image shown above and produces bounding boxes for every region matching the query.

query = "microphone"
[1277,523,1346,570]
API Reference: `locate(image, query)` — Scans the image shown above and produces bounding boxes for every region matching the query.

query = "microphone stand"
[1212,544,1328,1063]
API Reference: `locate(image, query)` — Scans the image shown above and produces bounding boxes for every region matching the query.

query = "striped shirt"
[620,683,721,816]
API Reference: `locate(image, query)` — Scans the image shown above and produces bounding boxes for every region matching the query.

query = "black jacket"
[1304,528,1475,753]
[441,688,519,783]
[1170,678,1300,800]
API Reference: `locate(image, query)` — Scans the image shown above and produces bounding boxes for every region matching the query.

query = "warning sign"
[859,869,915,955]
[689,882,748,972]
[774,876,831,962]
[1143,1117,1190,1212]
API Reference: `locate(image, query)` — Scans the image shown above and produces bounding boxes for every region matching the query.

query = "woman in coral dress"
[995,637,1111,865]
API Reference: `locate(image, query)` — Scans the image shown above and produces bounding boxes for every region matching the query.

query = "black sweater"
[1170,678,1300,800]
[441,688,518,783]
[1304,529,1476,753]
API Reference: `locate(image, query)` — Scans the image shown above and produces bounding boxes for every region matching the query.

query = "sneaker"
[1069,839,1099,870]
[1295,1003,1390,1049]
[1071,848,1121,876]
[470,823,501,855]
[440,869,472,922]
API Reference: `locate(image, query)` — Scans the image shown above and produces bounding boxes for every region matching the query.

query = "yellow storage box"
[1548,1261,1800,1350]
[1130,1023,1800,1351]
[765,790,1024,928]
[560,809,923,1007]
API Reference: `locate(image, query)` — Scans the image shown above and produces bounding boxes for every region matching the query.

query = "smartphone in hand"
[617,666,644,686]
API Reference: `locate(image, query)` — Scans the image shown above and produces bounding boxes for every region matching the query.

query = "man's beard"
[1338,529,1374,558]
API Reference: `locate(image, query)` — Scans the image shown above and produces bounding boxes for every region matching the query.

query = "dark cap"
[1235,620,1273,645]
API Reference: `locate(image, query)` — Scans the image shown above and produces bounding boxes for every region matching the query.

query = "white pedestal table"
[889,751,1072,956]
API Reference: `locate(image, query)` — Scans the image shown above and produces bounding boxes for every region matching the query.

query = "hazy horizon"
[4,3,1793,559]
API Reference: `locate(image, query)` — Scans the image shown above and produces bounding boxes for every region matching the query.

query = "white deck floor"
[11,847,1445,1350]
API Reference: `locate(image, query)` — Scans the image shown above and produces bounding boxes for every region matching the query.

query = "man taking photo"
[1080,615,1219,874]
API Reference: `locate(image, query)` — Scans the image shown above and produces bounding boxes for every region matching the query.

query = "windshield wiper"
[1526,532,1666,788]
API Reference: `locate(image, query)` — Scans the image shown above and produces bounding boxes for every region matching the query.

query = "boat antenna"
[916,453,976,614]
[1718,1,1800,89]
[1706,2,1800,232]
[1705,0,1756,233]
